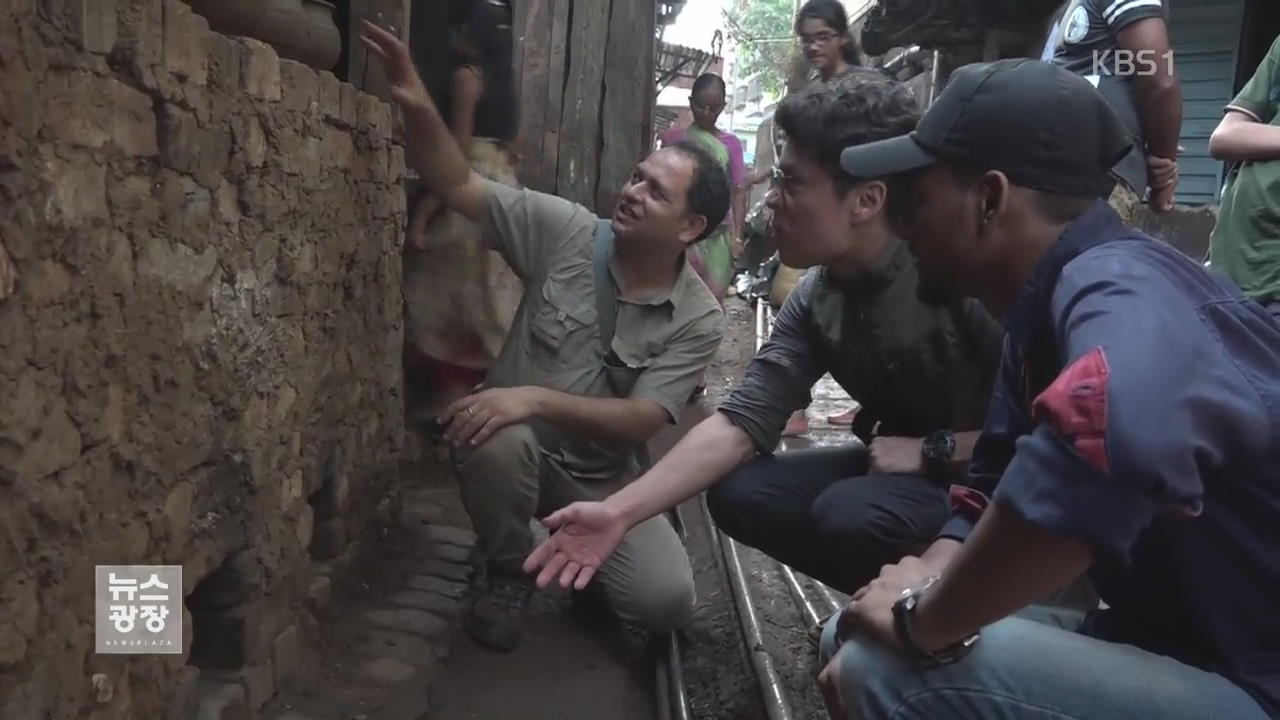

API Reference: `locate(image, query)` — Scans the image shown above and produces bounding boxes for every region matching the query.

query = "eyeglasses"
[799,31,839,48]
[769,167,804,198]
[691,100,726,113]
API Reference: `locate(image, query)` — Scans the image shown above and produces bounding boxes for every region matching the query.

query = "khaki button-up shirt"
[477,180,724,479]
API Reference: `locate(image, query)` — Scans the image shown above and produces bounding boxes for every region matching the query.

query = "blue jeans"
[818,614,1269,720]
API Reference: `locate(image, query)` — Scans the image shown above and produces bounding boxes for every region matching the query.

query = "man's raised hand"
[523,502,629,590]
[359,20,430,111]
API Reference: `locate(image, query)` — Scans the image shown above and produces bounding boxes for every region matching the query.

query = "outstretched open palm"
[523,502,628,590]
[359,20,430,111]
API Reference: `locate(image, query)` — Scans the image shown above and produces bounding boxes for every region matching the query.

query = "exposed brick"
[72,0,117,54]
[109,79,157,156]
[161,0,207,84]
[44,71,109,149]
[271,625,300,687]
[232,115,266,169]
[319,127,355,169]
[363,608,450,641]
[356,93,391,137]
[404,574,466,600]
[115,0,162,74]
[279,59,318,114]
[316,71,340,121]
[21,260,73,307]
[240,38,281,101]
[207,34,242,90]
[338,83,358,127]
[158,103,200,171]
[43,157,108,227]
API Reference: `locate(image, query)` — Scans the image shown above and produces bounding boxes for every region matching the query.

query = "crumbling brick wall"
[0,1,407,718]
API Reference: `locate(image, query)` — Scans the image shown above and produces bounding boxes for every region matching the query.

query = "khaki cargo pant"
[451,422,696,632]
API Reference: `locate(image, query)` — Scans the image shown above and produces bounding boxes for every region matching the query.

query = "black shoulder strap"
[594,219,618,353]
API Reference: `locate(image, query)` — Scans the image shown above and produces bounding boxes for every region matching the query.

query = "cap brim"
[840,134,938,179]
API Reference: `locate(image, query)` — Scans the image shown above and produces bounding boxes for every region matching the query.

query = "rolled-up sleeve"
[478,179,593,281]
[992,252,1214,564]
[629,311,725,424]
[718,272,825,452]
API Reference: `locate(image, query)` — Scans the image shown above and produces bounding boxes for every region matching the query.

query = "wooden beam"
[597,0,658,213]
[555,0,612,208]
[542,0,573,193]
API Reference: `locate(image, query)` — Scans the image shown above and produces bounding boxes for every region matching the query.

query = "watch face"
[925,431,956,461]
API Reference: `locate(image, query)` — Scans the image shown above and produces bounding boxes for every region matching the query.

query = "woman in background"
[660,73,748,305]
[749,0,864,434]
[402,0,523,422]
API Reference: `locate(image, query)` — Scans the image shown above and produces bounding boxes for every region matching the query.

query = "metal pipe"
[666,632,692,720]
[814,581,844,615]
[778,563,822,628]
[698,495,792,720]
[655,647,674,720]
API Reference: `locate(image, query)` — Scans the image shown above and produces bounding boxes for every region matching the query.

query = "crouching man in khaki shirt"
[363,24,727,652]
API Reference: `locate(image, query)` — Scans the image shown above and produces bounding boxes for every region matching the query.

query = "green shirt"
[1210,35,1280,302]
[477,180,724,479]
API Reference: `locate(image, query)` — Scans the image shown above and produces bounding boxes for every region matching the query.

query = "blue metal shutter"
[1166,0,1246,205]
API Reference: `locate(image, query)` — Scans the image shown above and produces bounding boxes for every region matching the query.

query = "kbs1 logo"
[1092,49,1175,77]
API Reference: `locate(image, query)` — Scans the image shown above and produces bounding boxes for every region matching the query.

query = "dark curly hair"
[664,140,731,241]
[774,72,921,194]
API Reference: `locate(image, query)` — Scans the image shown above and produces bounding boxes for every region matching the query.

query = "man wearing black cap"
[816,58,1280,720]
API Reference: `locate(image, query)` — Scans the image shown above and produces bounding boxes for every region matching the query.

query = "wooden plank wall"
[510,0,659,214]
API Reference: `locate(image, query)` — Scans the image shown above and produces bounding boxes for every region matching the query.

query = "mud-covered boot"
[463,568,534,652]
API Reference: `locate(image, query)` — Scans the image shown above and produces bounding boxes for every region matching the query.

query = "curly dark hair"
[664,140,731,241]
[774,72,921,194]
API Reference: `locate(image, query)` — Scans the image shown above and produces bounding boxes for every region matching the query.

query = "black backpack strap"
[592,220,653,473]
[594,219,618,353]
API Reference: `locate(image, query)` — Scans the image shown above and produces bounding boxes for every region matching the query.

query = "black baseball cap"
[839,58,1133,197]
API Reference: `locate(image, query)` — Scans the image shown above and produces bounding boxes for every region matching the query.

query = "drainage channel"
[659,296,849,720]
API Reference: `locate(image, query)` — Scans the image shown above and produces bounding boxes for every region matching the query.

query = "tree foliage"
[724,0,798,97]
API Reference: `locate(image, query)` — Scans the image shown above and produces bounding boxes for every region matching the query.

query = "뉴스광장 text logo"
[95,565,183,655]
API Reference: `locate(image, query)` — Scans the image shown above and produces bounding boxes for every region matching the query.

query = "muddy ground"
[284,296,857,719]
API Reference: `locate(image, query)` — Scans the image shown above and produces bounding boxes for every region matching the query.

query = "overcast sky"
[663,0,725,52]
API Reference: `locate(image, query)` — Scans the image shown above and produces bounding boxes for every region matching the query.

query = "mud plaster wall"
[0,1,407,718]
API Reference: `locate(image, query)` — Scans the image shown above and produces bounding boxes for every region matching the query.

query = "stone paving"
[254,476,476,720]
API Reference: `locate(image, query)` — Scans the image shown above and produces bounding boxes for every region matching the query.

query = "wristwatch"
[921,430,957,477]
[892,575,980,666]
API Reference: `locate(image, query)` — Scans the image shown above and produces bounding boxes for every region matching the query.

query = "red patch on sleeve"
[948,485,989,523]
[1032,347,1111,474]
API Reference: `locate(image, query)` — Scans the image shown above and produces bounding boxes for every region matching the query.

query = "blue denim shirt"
[943,201,1280,717]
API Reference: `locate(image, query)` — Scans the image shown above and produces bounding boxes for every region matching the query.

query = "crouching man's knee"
[452,422,540,482]
[611,569,696,633]
[817,613,917,719]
